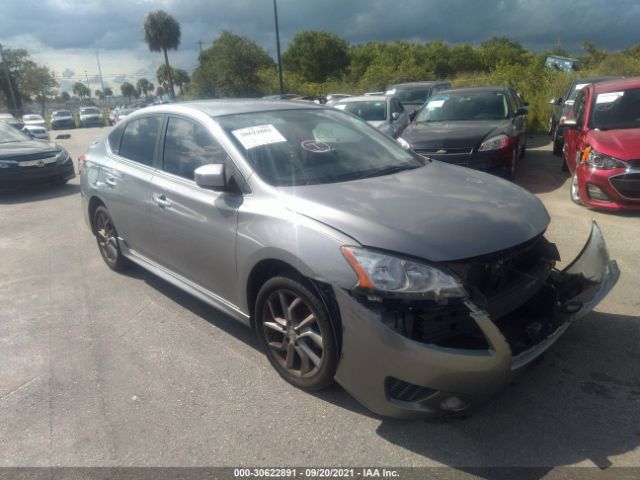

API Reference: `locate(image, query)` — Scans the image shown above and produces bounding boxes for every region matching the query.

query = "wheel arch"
[87,196,107,234]
[246,258,343,354]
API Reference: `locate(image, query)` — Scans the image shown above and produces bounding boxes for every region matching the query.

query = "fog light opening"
[440,396,469,413]
[587,183,611,202]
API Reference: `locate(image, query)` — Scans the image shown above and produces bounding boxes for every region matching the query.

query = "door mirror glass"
[391,112,400,121]
[194,163,225,189]
[515,107,528,116]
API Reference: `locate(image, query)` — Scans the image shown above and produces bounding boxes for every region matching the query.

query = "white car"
[21,114,49,139]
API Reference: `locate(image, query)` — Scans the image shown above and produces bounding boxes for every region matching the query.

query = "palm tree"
[136,78,154,99]
[120,82,136,103]
[144,10,180,100]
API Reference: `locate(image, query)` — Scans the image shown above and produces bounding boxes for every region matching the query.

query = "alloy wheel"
[261,289,325,378]
[95,211,119,263]
[570,173,582,205]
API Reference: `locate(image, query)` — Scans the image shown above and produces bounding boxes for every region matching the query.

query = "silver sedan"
[80,100,618,418]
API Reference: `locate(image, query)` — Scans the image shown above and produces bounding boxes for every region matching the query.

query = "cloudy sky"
[0,0,635,94]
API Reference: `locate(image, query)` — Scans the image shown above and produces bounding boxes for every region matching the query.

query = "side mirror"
[391,112,400,121]
[194,163,225,189]
[515,107,528,116]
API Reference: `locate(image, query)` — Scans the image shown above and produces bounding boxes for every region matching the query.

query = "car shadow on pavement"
[0,182,80,204]
[372,311,640,477]
[516,148,569,195]
[525,134,552,149]
[120,265,262,351]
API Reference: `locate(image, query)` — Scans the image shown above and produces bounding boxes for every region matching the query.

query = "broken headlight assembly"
[341,246,468,303]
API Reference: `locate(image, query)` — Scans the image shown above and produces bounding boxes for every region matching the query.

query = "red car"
[563,78,640,211]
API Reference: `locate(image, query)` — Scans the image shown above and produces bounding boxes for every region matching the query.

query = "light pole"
[0,43,18,115]
[273,0,284,96]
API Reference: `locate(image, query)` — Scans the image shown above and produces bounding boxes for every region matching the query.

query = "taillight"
[78,155,87,174]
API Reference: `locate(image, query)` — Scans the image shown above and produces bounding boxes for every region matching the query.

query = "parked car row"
[77,99,619,419]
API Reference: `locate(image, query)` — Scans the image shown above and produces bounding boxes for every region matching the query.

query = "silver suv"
[80,100,618,418]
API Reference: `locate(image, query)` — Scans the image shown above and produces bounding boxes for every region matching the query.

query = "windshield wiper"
[356,164,419,180]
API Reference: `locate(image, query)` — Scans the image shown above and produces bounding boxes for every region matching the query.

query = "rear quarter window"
[107,124,124,155]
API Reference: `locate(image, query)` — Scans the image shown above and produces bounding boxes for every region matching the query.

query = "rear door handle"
[153,194,172,208]
[105,176,117,187]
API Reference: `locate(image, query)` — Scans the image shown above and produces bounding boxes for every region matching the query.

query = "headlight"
[0,160,17,168]
[584,147,626,170]
[341,246,467,302]
[478,134,510,151]
[56,149,71,165]
[397,137,411,150]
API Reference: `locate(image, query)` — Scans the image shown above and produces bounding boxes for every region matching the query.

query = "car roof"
[435,86,507,95]
[140,99,324,118]
[593,77,640,93]
[572,76,621,86]
[336,95,388,103]
[388,81,449,88]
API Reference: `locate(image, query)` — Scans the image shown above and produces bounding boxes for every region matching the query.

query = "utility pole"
[96,51,106,105]
[0,43,18,116]
[198,39,203,55]
[273,0,284,96]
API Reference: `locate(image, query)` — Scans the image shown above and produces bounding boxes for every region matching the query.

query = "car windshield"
[53,111,71,117]
[217,109,424,187]
[591,88,640,130]
[0,121,30,143]
[566,83,590,103]
[81,108,100,114]
[415,92,509,122]
[336,100,387,121]
[23,115,43,121]
[387,87,431,105]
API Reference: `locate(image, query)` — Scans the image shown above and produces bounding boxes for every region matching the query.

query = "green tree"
[120,82,136,102]
[173,68,189,95]
[190,31,274,98]
[72,81,90,99]
[144,10,180,99]
[480,37,530,70]
[0,48,37,113]
[22,65,58,116]
[104,86,113,98]
[95,89,104,99]
[156,85,164,97]
[59,91,70,102]
[283,30,349,83]
[136,78,154,98]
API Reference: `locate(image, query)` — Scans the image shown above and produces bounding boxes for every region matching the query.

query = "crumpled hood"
[278,160,550,262]
[402,120,509,149]
[0,140,59,159]
[587,128,640,162]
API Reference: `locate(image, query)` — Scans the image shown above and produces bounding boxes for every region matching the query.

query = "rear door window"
[118,116,162,166]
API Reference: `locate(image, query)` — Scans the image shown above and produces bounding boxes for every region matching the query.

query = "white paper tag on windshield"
[232,124,286,149]
[596,92,625,104]
[427,99,445,108]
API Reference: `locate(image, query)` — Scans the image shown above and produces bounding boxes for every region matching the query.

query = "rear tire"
[255,275,338,391]
[93,206,129,271]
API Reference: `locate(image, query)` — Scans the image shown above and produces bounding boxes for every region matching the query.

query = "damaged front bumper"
[333,222,619,419]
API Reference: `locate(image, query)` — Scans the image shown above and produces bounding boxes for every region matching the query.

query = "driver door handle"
[153,194,172,208]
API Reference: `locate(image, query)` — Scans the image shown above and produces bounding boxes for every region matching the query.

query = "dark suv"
[385,81,452,115]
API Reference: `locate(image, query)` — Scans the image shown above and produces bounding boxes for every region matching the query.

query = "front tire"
[255,275,338,391]
[570,172,583,205]
[93,206,129,271]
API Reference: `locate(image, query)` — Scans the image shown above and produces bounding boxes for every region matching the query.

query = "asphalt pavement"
[0,127,638,476]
